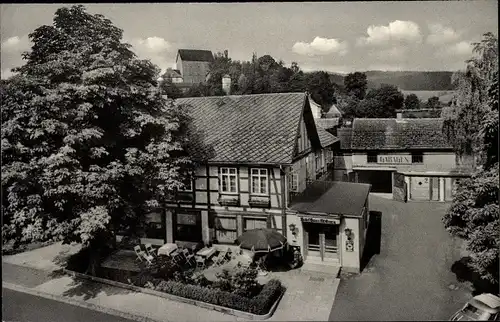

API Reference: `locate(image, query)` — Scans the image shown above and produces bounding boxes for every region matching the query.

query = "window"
[179,178,193,192]
[215,216,237,244]
[412,152,423,163]
[143,212,164,240]
[251,168,268,195]
[175,212,201,242]
[220,168,238,193]
[367,152,378,163]
[288,171,299,192]
[244,218,267,232]
[315,152,321,172]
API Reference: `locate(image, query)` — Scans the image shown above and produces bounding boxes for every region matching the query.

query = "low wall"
[62,268,284,320]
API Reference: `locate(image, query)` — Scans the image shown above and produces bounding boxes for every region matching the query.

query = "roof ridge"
[176,92,307,100]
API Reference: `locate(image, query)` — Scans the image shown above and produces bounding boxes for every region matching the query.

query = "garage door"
[356,170,393,193]
[410,176,430,200]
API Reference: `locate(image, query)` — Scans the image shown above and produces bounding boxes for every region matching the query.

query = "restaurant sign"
[300,217,340,225]
[377,155,411,165]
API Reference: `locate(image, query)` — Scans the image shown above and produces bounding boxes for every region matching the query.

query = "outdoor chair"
[195,256,206,270]
[134,245,154,265]
[145,243,157,258]
[212,253,225,267]
[182,249,196,267]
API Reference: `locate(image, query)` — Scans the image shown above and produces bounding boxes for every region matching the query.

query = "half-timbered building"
[126,92,372,273]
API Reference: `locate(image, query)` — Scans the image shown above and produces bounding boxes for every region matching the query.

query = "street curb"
[2,282,164,322]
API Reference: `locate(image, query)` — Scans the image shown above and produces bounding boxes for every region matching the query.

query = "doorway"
[303,222,340,262]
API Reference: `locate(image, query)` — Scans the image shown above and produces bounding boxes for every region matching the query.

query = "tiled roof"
[315,118,340,130]
[348,118,452,150]
[177,49,214,62]
[290,181,371,216]
[175,93,308,164]
[164,69,182,78]
[316,126,339,148]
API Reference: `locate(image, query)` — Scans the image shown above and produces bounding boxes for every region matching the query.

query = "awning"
[290,181,371,217]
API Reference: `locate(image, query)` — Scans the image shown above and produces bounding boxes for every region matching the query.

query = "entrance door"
[304,222,339,262]
[323,225,339,260]
[305,223,322,259]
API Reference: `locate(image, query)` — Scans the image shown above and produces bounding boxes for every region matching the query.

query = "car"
[450,293,500,321]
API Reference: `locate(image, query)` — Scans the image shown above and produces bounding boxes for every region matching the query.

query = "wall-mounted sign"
[346,239,354,252]
[300,217,340,225]
[377,155,411,165]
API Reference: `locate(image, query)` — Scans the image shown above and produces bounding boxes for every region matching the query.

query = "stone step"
[300,262,340,277]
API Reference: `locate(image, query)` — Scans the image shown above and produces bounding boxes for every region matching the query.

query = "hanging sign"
[300,217,340,225]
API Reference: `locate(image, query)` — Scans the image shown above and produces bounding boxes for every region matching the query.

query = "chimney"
[222,74,231,95]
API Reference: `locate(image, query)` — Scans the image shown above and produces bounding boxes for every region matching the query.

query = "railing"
[308,244,320,251]
[324,245,338,253]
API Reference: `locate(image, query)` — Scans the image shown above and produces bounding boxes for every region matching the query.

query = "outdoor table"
[157,243,178,256]
[196,247,216,259]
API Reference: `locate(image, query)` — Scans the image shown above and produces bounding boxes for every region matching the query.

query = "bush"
[155,278,284,315]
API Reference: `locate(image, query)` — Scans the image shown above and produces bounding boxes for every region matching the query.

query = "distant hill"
[328,71,455,91]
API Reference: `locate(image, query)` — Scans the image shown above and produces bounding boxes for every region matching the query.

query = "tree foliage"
[344,72,367,100]
[1,5,196,274]
[404,93,421,109]
[442,32,499,285]
[425,96,441,109]
[442,32,498,166]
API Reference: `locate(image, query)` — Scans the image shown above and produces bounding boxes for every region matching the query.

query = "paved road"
[2,288,136,322]
[329,195,471,321]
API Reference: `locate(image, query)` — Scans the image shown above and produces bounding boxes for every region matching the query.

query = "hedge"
[155,278,283,315]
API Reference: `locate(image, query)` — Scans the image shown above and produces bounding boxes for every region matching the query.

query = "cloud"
[371,46,407,60]
[426,24,461,45]
[357,20,422,46]
[1,35,31,53]
[292,36,348,56]
[436,41,473,57]
[127,36,174,73]
[133,36,172,54]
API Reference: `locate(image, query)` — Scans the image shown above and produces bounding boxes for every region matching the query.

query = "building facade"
[175,49,214,84]
[335,118,471,202]
[123,92,370,273]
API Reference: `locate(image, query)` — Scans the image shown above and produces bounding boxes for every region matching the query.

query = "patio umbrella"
[237,228,287,254]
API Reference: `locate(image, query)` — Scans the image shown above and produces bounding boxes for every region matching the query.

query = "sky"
[1,2,498,79]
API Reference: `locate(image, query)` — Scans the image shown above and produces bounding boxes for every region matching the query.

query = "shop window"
[144,212,164,240]
[175,212,201,242]
[412,152,424,163]
[251,168,268,195]
[367,152,377,163]
[214,216,237,244]
[220,167,238,193]
[244,218,267,232]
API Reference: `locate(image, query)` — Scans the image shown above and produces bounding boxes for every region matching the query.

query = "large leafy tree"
[442,32,498,167]
[1,5,195,274]
[344,72,367,100]
[442,33,499,286]
[404,93,421,110]
[362,84,404,118]
[306,71,336,114]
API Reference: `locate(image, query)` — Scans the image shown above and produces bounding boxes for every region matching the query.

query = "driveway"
[329,195,471,321]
